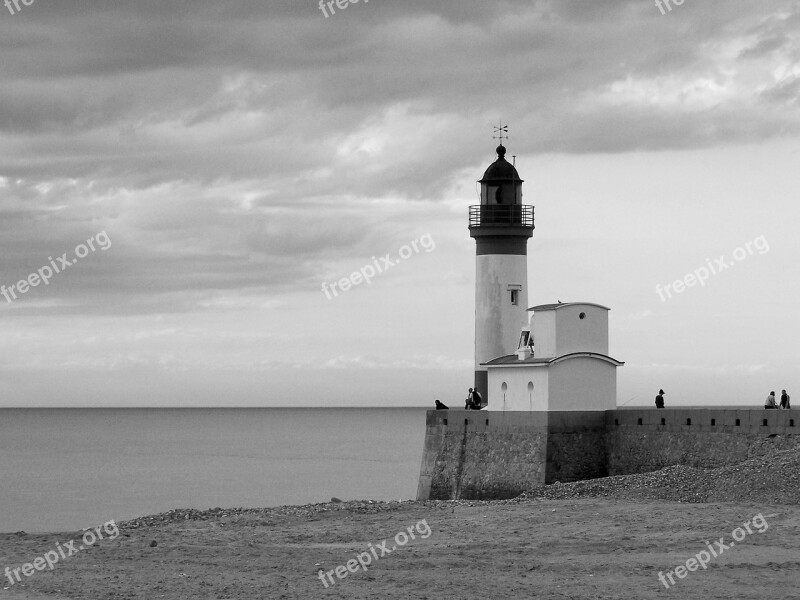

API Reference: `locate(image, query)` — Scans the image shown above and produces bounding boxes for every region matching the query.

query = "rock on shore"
[523,445,800,504]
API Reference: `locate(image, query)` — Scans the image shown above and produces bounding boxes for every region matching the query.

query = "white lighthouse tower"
[470,140,534,402]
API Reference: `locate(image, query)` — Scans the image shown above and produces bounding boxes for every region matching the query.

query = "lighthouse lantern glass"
[481,182,522,206]
[481,184,499,205]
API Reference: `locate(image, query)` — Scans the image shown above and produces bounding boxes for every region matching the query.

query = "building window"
[518,330,533,350]
[508,284,521,306]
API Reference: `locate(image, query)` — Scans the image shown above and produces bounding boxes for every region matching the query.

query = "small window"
[735,419,741,426]
[464,418,469,425]
[686,418,692,426]
[443,418,448,426]
[510,290,519,305]
[660,418,666,426]
[485,419,489,426]
[763,419,768,426]
[518,330,532,350]
[614,419,619,426]
[637,418,643,425]
[711,419,716,426]
[791,419,795,427]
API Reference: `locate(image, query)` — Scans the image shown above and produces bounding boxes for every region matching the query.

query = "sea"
[0,408,428,533]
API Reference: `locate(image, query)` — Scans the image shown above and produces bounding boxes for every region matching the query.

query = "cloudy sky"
[0,0,798,407]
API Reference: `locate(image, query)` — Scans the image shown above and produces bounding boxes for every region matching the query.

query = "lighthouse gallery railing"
[469,205,534,228]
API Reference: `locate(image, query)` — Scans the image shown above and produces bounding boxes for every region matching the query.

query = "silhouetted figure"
[780,390,790,409]
[434,399,449,410]
[765,391,778,409]
[471,389,484,410]
[655,389,665,409]
[465,388,474,409]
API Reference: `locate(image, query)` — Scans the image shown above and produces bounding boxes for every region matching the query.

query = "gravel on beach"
[112,442,800,534]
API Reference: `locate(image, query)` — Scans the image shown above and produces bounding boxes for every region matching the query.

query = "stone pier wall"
[417,408,800,500]
[417,410,608,500]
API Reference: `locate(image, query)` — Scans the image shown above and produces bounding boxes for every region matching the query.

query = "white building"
[483,302,624,411]
[468,141,623,411]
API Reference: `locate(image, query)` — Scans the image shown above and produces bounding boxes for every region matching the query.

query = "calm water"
[0,408,428,533]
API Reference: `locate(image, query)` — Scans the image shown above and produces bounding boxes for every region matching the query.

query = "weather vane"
[493,120,509,145]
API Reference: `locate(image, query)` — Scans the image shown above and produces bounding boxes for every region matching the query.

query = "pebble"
[521,444,800,504]
[116,444,800,532]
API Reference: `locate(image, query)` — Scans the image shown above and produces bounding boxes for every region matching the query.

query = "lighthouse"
[470,142,534,402]
[416,135,626,502]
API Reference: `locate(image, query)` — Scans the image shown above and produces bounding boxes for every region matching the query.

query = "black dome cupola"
[479,144,524,206]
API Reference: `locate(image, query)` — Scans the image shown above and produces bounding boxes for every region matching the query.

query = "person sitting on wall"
[434,399,449,410]
[655,389,665,409]
[765,391,778,409]
[465,388,474,410]
[780,389,790,409]
[471,388,484,410]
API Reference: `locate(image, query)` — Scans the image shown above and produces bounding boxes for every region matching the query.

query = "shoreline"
[5,439,800,537]
[3,453,799,598]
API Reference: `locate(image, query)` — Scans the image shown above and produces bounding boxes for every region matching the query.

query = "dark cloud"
[1,0,798,317]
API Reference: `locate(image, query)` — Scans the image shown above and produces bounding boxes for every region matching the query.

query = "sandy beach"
[4,443,800,599]
[2,491,799,600]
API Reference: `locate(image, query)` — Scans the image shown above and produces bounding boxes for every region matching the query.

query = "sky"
[0,0,799,407]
